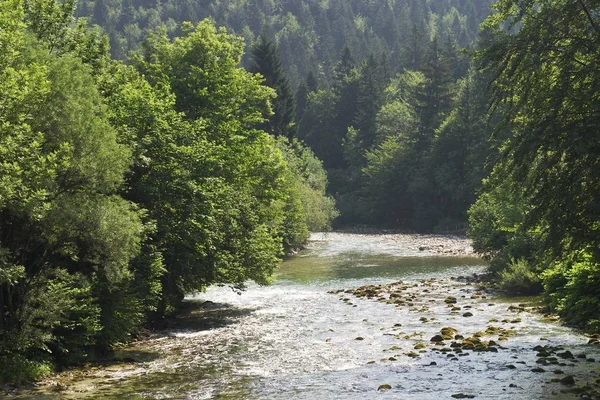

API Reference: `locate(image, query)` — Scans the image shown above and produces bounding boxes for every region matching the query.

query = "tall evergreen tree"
[352,54,388,157]
[250,34,296,138]
[416,37,455,147]
[329,45,359,169]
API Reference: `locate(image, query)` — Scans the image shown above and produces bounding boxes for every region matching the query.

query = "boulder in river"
[430,335,445,343]
[560,375,575,385]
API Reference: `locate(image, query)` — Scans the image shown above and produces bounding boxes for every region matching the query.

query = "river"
[5,233,600,399]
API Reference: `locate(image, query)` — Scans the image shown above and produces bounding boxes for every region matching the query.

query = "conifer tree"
[352,55,388,157]
[250,34,296,138]
[416,37,454,147]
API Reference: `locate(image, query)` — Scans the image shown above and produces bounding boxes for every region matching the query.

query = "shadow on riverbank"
[161,299,257,333]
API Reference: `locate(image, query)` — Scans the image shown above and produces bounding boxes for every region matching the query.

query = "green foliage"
[543,252,600,333]
[28,269,101,364]
[275,138,338,233]
[1,0,145,378]
[477,0,600,259]
[250,34,296,138]
[74,0,493,86]
[498,258,543,295]
[129,21,287,294]
[468,0,600,330]
[0,355,52,385]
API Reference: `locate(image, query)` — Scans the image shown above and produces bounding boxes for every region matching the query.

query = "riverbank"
[312,231,475,256]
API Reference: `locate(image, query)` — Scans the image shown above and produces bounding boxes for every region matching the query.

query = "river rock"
[377,384,392,391]
[430,335,445,343]
[560,375,575,385]
[441,327,458,339]
[557,350,574,359]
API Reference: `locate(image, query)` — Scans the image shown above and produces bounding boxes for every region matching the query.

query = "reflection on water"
[5,234,600,400]
[278,251,485,283]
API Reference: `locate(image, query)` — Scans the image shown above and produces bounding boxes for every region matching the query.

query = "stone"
[557,350,574,359]
[430,335,445,343]
[560,376,575,385]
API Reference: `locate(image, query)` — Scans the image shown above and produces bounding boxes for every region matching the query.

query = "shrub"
[498,258,543,295]
[543,251,600,333]
[0,355,52,385]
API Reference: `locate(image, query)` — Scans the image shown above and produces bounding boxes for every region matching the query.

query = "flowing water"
[6,233,600,399]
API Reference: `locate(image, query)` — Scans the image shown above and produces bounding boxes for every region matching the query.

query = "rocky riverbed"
[330,274,600,399]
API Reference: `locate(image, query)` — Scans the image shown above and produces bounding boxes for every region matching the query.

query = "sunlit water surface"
[6,233,600,399]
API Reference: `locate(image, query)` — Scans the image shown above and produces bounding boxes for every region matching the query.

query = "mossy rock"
[445,297,458,304]
[485,326,501,334]
[377,384,392,391]
[441,327,458,338]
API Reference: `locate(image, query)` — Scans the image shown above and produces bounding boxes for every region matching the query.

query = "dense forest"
[73,0,496,231]
[0,0,336,383]
[1,0,599,387]
[75,0,493,85]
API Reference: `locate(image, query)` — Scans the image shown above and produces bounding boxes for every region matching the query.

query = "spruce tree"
[416,37,454,146]
[250,34,296,138]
